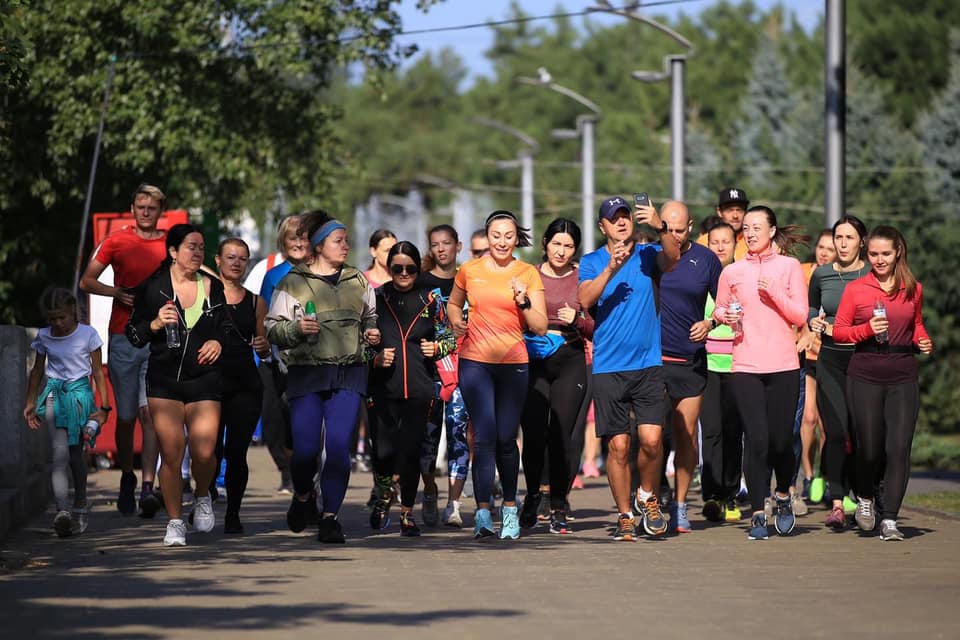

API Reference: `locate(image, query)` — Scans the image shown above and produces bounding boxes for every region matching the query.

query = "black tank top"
[220,289,259,384]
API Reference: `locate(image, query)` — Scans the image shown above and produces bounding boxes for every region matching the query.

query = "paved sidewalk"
[1,447,959,639]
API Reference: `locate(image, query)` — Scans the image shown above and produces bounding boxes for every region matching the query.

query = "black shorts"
[805,359,817,379]
[147,370,222,404]
[663,351,708,400]
[593,366,666,437]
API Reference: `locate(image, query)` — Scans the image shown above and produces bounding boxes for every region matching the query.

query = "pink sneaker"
[571,475,584,490]
[825,506,846,530]
[581,460,601,478]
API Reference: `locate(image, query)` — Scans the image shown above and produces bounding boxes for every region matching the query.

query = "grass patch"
[904,492,960,515]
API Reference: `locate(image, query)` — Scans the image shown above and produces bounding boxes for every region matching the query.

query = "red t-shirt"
[92,227,168,334]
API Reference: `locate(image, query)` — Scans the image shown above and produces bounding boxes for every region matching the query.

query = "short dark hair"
[386,240,421,270]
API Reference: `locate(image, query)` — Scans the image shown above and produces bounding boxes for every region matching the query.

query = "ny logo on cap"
[729,189,739,199]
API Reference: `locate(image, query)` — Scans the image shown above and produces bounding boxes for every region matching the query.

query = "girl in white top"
[24,288,110,538]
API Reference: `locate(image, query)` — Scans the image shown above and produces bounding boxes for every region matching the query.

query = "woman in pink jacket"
[713,205,808,541]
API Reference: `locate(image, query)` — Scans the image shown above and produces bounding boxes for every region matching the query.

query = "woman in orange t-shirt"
[448,211,547,540]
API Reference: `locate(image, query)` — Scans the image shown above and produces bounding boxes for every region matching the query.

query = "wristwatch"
[517,295,532,310]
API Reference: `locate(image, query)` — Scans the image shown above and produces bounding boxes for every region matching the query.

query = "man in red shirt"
[80,184,168,516]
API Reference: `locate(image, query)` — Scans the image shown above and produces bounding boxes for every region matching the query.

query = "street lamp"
[516,69,603,251]
[595,1,694,202]
[473,116,540,241]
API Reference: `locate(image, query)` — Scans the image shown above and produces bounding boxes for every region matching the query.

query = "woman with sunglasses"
[448,210,547,540]
[367,241,456,536]
[833,225,932,541]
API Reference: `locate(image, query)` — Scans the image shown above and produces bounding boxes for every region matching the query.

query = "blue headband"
[310,220,346,248]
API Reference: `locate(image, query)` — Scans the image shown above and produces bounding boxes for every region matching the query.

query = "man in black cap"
[696,187,749,261]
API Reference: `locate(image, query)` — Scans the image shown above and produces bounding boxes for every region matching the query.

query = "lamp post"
[824,0,845,227]
[473,117,540,240]
[596,1,693,202]
[517,69,602,251]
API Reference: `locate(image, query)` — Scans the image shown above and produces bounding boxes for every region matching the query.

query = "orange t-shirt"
[92,227,168,334]
[454,257,544,364]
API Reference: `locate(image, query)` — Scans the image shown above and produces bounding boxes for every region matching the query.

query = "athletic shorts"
[805,359,817,378]
[147,370,222,404]
[663,351,708,400]
[593,366,666,437]
[108,334,149,421]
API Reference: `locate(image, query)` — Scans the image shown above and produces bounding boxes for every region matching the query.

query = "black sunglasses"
[471,249,487,257]
[390,264,419,275]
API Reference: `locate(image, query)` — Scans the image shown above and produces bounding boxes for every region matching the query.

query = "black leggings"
[847,377,919,521]
[700,370,744,502]
[731,370,800,513]
[368,396,432,508]
[817,347,854,499]
[215,378,264,514]
[521,343,588,509]
[257,362,293,474]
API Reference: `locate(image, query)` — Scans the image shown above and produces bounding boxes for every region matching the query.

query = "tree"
[917,33,960,208]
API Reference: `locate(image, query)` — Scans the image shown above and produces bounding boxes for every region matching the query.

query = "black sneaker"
[139,490,162,519]
[702,498,723,523]
[422,489,439,527]
[317,515,345,543]
[224,510,244,534]
[549,510,571,535]
[370,487,394,531]
[400,512,422,537]
[117,471,137,515]
[519,492,541,529]
[537,491,552,522]
[287,495,311,533]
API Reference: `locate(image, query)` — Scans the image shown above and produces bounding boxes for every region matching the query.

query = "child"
[23,287,110,537]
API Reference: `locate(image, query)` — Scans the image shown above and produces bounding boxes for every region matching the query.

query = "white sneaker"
[72,507,89,534]
[442,501,463,528]
[163,519,187,546]
[193,496,216,533]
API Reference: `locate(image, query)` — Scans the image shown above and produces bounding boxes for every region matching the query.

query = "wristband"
[517,296,532,310]
[709,318,717,330]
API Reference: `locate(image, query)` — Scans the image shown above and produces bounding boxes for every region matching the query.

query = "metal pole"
[581,118,596,251]
[825,0,845,227]
[520,150,534,241]
[73,55,117,299]
[670,56,685,201]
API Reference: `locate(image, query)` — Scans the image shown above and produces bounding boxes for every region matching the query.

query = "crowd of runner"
[24,183,933,546]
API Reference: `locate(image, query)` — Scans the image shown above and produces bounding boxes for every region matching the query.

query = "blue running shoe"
[748,513,769,540]
[500,505,520,540]
[474,508,496,540]
[673,502,691,533]
[774,495,796,535]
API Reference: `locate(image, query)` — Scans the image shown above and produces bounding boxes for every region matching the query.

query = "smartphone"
[633,192,649,207]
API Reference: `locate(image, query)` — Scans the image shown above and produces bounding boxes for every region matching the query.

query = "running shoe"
[163,518,187,547]
[369,493,394,531]
[581,459,601,478]
[422,490,439,527]
[366,486,379,510]
[287,495,312,533]
[53,510,72,538]
[139,489,162,519]
[117,471,137,515]
[809,477,825,504]
[842,496,857,515]
[773,495,795,535]
[317,515,345,543]
[855,497,876,532]
[724,500,742,522]
[71,507,88,535]
[790,491,809,517]
[702,499,723,523]
[672,502,691,533]
[641,495,668,536]
[879,519,904,542]
[571,475,584,490]
[224,510,243,535]
[442,501,463,528]
[612,513,636,541]
[473,508,496,540]
[537,491,551,522]
[192,496,215,533]
[277,469,293,495]
[825,505,846,530]
[519,492,541,529]
[764,496,774,518]
[500,505,520,540]
[549,510,571,535]
[747,513,768,540]
[400,511,421,537]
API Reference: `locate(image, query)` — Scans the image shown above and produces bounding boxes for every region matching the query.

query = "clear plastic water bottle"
[304,301,319,345]
[165,300,180,349]
[816,306,826,334]
[83,418,100,444]
[728,292,743,338]
[873,299,888,343]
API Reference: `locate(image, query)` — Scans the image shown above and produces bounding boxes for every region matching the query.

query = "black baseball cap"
[718,187,749,209]
[598,196,631,221]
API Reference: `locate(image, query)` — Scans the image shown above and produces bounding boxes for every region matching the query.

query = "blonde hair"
[132,183,166,207]
[276,214,302,255]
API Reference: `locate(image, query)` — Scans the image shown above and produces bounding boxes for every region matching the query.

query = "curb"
[901,504,960,522]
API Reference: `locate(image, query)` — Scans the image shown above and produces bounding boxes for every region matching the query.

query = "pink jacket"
[713,248,808,374]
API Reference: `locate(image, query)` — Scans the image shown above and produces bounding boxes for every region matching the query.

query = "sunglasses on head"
[471,249,487,257]
[390,264,419,275]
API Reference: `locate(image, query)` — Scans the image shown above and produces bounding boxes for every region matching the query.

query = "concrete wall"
[0,325,50,540]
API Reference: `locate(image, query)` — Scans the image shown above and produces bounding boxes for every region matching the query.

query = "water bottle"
[728,292,743,338]
[816,306,826,334]
[873,299,888,343]
[83,418,100,444]
[304,301,319,345]
[165,301,180,349]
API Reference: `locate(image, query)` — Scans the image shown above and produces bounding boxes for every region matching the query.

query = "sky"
[396,0,823,84]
